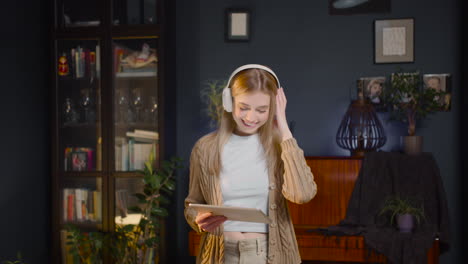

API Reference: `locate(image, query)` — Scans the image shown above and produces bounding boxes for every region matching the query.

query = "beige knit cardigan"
[184,134,317,264]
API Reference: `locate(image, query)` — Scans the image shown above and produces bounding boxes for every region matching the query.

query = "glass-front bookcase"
[51,1,167,263]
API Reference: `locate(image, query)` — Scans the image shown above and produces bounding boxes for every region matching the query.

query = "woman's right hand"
[195,212,227,233]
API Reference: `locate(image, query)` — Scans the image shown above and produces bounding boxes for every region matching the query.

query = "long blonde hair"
[203,68,282,177]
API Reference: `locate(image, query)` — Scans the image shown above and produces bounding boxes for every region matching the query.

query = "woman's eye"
[240,108,249,111]
[257,110,266,114]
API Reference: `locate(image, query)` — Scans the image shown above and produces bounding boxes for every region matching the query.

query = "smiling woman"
[184,64,317,264]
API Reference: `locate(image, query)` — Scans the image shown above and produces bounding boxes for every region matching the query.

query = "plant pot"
[402,135,423,155]
[397,213,414,233]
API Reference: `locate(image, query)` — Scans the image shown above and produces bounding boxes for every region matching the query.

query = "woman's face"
[232,91,271,136]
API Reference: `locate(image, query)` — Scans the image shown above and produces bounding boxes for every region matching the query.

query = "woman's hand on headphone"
[195,212,227,233]
[275,88,293,142]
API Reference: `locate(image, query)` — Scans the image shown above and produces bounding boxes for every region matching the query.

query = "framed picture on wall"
[423,73,452,111]
[225,9,250,42]
[374,18,414,64]
[357,76,386,111]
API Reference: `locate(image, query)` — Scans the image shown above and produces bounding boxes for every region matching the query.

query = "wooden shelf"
[60,123,99,129]
[61,171,103,178]
[61,221,103,230]
[115,71,157,78]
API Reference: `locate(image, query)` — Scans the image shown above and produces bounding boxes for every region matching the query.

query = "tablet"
[188,203,271,224]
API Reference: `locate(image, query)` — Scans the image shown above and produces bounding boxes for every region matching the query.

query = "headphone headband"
[226,64,281,89]
[222,64,282,112]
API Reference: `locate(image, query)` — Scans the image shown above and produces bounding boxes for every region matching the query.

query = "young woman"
[185,64,317,264]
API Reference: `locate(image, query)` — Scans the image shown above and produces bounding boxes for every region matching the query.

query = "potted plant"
[384,70,445,154]
[2,252,26,264]
[379,195,425,233]
[66,154,182,264]
[200,79,226,128]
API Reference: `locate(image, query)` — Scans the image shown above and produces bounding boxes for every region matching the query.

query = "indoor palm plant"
[200,79,226,128]
[379,195,425,233]
[384,69,445,154]
[66,153,182,264]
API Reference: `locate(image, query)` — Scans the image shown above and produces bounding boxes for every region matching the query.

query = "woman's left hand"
[275,88,293,142]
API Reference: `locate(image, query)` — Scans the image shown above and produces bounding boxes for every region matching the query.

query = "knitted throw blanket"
[311,152,450,264]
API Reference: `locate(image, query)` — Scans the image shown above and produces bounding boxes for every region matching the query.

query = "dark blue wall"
[0,0,49,262]
[0,0,463,263]
[175,0,462,263]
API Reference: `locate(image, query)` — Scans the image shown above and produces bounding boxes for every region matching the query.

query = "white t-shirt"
[220,133,269,233]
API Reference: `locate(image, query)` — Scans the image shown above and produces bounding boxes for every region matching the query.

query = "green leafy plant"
[200,79,226,128]
[379,195,425,226]
[2,252,26,264]
[384,69,445,136]
[66,224,104,264]
[66,154,183,264]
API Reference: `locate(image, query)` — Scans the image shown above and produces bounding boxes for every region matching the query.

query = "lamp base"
[350,150,366,157]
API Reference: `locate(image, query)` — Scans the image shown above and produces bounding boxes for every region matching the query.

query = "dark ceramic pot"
[402,136,423,155]
[397,213,414,233]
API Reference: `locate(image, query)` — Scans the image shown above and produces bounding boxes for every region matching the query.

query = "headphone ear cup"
[222,87,233,112]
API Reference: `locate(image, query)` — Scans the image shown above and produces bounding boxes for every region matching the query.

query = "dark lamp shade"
[336,99,386,156]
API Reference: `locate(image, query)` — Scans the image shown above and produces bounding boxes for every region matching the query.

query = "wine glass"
[62,98,79,125]
[80,89,94,123]
[132,88,143,123]
[148,96,158,123]
[117,89,129,123]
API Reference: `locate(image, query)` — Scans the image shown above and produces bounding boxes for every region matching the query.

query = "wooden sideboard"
[188,156,439,263]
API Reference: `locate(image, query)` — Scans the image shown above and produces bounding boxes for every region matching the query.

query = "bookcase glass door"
[58,0,101,28]
[113,0,158,25]
[57,39,102,172]
[113,38,159,172]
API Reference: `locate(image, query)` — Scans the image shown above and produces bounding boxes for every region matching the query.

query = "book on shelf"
[63,188,101,223]
[126,129,159,142]
[95,45,100,78]
[59,45,100,79]
[133,142,155,170]
[128,129,158,170]
[115,136,129,171]
[115,130,158,171]
[113,44,125,73]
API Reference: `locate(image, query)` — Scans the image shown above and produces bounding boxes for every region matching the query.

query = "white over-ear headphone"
[222,64,282,112]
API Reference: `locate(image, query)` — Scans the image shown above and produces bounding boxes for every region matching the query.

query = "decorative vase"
[402,135,423,155]
[397,213,414,233]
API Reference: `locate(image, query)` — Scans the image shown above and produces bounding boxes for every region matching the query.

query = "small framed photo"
[423,74,452,111]
[70,151,88,171]
[357,76,386,111]
[225,9,250,42]
[374,18,414,64]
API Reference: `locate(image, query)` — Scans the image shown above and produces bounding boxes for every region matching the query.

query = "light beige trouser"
[224,236,268,264]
